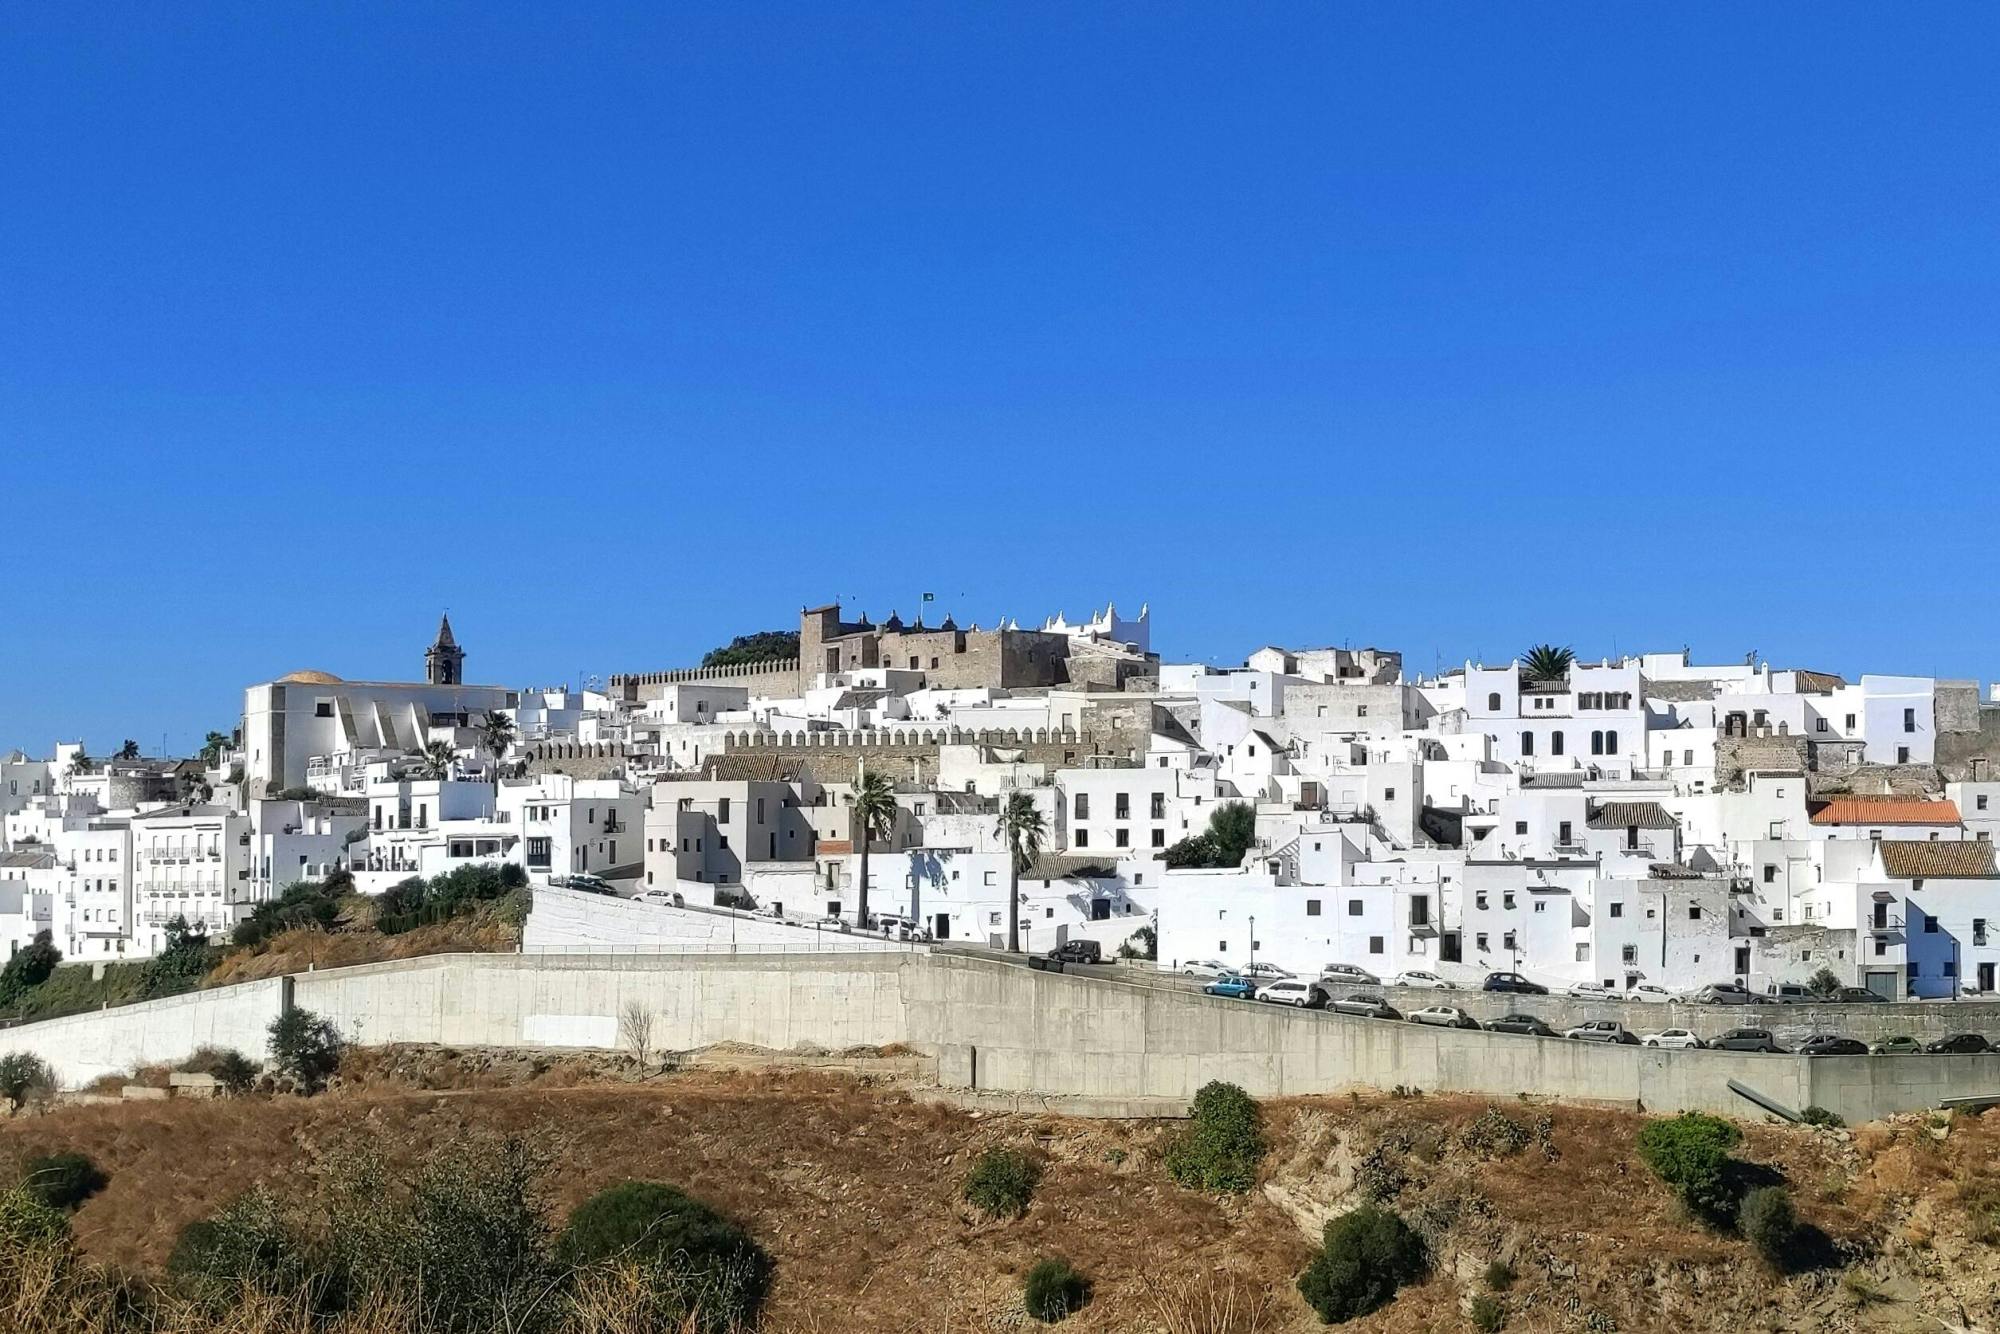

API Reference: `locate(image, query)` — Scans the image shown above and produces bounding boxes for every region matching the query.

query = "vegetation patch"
[1636,1112,1744,1224]
[963,1147,1043,1219]
[1165,1081,1267,1193]
[1296,1203,1428,1324]
[1023,1257,1088,1322]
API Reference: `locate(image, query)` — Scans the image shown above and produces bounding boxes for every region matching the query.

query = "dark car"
[1203,973,1257,1000]
[1046,940,1102,965]
[1484,1013,1557,1037]
[1709,1027,1786,1053]
[1482,971,1549,995]
[1798,1033,1869,1056]
[1837,987,1890,1004]
[1872,1035,1924,1055]
[1925,1032,1993,1055]
[1328,993,1399,1020]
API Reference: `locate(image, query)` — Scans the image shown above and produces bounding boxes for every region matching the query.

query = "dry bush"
[1143,1271,1284,1334]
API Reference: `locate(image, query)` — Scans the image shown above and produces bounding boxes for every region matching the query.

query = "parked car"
[1329,993,1399,1020]
[1485,1013,1557,1037]
[636,888,685,907]
[1409,1004,1481,1030]
[1180,959,1229,978]
[1203,973,1258,1000]
[1391,969,1455,990]
[1642,1028,1705,1049]
[566,873,616,895]
[1688,982,1755,1005]
[1871,1035,1924,1055]
[1925,1032,1993,1055]
[1319,963,1381,986]
[1838,987,1890,1004]
[1798,1033,1869,1056]
[1257,979,1328,1009]
[1239,962,1295,981]
[1482,972,1549,995]
[1629,984,1674,1003]
[1709,1027,1786,1053]
[1566,982,1612,1001]
[1046,940,1102,965]
[1764,982,1814,1004]
[1564,1020,1639,1045]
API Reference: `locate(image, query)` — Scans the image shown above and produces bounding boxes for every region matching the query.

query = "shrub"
[1483,1259,1516,1292]
[1636,1112,1743,1222]
[1470,1293,1506,1332]
[1800,1105,1844,1129]
[1806,967,1843,998]
[267,1007,343,1092]
[1741,1186,1797,1267]
[140,917,220,999]
[0,1052,56,1110]
[1117,925,1158,961]
[556,1181,771,1331]
[963,1147,1043,1219]
[234,879,342,948]
[1166,1081,1267,1193]
[178,1046,259,1095]
[1023,1257,1088,1322]
[1296,1204,1427,1324]
[0,1184,69,1247]
[20,1151,107,1211]
[168,1188,331,1306]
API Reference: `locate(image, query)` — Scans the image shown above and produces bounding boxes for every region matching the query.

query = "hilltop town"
[5,602,1999,1006]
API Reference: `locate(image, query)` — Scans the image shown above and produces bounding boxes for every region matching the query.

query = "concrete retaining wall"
[0,979,287,1089]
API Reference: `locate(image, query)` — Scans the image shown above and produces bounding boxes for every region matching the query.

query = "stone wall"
[613,660,802,703]
[524,741,631,780]
[1714,733,1810,788]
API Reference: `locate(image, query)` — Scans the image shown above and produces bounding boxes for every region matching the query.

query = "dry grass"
[203,910,518,986]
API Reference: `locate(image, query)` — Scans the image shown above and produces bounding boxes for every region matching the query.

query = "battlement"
[609,659,802,696]
[719,725,1084,751]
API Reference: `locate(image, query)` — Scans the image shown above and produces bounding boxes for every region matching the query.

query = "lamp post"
[1249,915,1257,972]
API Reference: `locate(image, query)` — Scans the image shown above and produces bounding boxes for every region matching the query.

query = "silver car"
[1328,993,1399,1019]
[1564,1020,1638,1045]
[1408,1004,1480,1030]
[1320,963,1381,986]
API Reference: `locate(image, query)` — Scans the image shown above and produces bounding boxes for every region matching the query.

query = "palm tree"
[200,731,231,765]
[997,790,1046,953]
[849,768,899,930]
[420,739,457,780]
[66,751,92,779]
[480,711,517,781]
[1521,643,1576,685]
[116,739,141,761]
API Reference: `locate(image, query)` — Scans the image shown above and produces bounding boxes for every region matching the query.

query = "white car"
[1392,970,1455,990]
[1567,982,1612,1001]
[1256,979,1328,1009]
[1180,959,1229,978]
[1564,1019,1638,1045]
[1320,963,1381,986]
[1408,1004,1480,1030]
[1629,984,1673,1003]
[1643,1029,1706,1050]
[1239,962,1295,982]
[636,889,685,908]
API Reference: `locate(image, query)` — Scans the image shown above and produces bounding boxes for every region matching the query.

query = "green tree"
[1520,644,1576,685]
[1636,1112,1743,1223]
[555,1180,772,1332]
[850,768,898,929]
[0,931,62,1010]
[1806,967,1843,998]
[700,629,800,668]
[1297,1204,1428,1324]
[1162,801,1257,869]
[1165,1081,1267,1193]
[116,739,141,761]
[0,1053,57,1111]
[199,730,232,764]
[65,751,92,778]
[479,710,516,780]
[997,790,1046,952]
[267,1007,344,1093]
[1741,1185,1796,1268]
[141,916,219,998]
[419,739,457,780]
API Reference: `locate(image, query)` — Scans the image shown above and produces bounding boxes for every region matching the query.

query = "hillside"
[4,1054,1999,1332]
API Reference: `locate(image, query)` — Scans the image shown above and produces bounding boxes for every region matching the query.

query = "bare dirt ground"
[4,1061,1998,1333]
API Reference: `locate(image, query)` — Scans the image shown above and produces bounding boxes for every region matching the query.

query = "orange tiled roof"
[1809,797,1961,826]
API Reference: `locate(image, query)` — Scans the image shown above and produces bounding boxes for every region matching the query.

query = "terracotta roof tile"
[1810,797,1961,826]
[1878,840,1996,879]
[1588,801,1678,830]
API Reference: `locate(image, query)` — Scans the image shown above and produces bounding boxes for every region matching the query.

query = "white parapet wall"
[0,978,288,1090]
[523,885,913,954]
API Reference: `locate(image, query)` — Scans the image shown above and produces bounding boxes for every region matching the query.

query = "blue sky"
[4,5,1998,755]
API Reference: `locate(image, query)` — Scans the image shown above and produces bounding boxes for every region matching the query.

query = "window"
[1897,747,1911,764]
[1976,918,1988,946]
[1151,829,1165,847]
[1074,829,1088,848]
[718,798,730,822]
[1074,793,1088,819]
[1533,900,1546,913]
[1845,713,1856,730]
[1475,893,1488,910]
[1502,892,1516,910]
[1348,899,1364,916]
[1115,828,1130,848]
[983,871,996,886]
[1410,896,1429,926]
[1487,693,1501,711]
[1514,821,1528,835]
[1550,731,1565,756]
[1981,795,1991,812]
[1357,705,1368,718]
[1904,707,1917,733]
[1558,820,1572,845]
[1520,732,1534,756]
[1151,793,1165,820]
[1369,936,1384,954]
[1688,905,1701,920]
[1502,931,1517,951]
[1924,914,1939,934]
[1609,902,1623,918]
[1306,899,1321,917]
[1604,730,1618,752]
[1763,864,1777,884]
[1622,944,1637,964]
[1114,794,1130,820]
[1476,932,1489,951]
[1816,718,1828,733]
[314,700,334,718]
[1384,787,1396,801]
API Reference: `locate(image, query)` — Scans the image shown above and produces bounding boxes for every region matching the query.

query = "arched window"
[1520,732,1535,756]
[1590,730,1603,755]
[1487,692,1501,711]
[1604,729,1619,753]
[1551,732,1565,756]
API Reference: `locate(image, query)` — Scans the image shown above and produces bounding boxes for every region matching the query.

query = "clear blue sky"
[5,5,1998,756]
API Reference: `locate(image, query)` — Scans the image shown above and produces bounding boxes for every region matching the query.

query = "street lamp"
[1249,916,1257,972]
